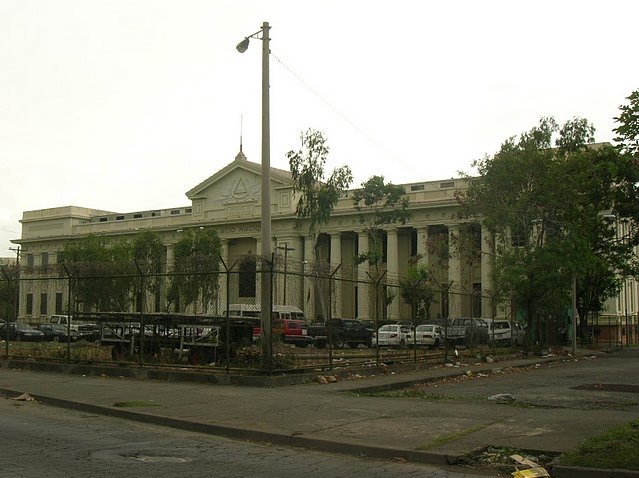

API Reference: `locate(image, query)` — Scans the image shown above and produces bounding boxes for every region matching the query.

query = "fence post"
[0,266,12,358]
[219,255,237,375]
[62,264,74,362]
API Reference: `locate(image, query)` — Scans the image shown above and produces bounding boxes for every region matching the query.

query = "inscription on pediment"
[221,176,259,204]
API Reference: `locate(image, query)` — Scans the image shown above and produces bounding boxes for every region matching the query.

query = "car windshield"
[379,325,396,331]
[417,325,434,332]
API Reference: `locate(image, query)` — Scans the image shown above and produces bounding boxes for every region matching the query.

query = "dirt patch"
[571,383,639,393]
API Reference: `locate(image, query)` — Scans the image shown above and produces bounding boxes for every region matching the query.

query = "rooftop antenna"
[240,114,243,153]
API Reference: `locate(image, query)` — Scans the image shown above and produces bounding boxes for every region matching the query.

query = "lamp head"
[236,37,250,53]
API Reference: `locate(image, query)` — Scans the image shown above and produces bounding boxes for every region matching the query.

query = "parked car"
[443,318,489,346]
[0,322,45,341]
[372,324,412,348]
[487,320,525,346]
[307,318,373,348]
[37,323,78,342]
[253,318,312,347]
[411,324,442,349]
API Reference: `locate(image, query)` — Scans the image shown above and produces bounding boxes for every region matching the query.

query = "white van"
[224,304,306,322]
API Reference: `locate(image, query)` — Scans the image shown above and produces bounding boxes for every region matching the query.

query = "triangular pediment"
[186,151,293,200]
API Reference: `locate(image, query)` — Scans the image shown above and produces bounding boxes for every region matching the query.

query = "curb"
[0,359,319,387]
[0,387,459,467]
[551,464,639,478]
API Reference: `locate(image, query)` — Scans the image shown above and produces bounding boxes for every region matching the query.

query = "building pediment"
[186,151,293,201]
[186,151,295,221]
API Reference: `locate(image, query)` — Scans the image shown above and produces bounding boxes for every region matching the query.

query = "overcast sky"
[1,0,638,256]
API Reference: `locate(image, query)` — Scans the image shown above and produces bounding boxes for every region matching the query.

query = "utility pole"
[276,242,294,305]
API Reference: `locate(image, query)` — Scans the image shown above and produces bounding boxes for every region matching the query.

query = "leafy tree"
[353,175,411,318]
[287,129,353,239]
[399,257,434,324]
[287,128,353,321]
[167,228,221,313]
[130,230,166,312]
[460,115,636,345]
[614,89,639,159]
[353,175,410,268]
[60,235,133,312]
[0,264,18,322]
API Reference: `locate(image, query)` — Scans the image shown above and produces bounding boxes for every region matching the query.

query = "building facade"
[12,150,638,345]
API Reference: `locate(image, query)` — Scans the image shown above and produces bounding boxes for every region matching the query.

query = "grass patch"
[557,420,639,470]
[113,400,161,408]
[418,423,492,450]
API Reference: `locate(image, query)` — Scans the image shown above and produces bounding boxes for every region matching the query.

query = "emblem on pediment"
[221,176,260,203]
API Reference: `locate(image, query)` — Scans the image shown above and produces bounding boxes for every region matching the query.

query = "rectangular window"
[26,254,34,267]
[410,184,424,191]
[440,181,455,189]
[171,209,181,215]
[55,293,63,314]
[26,293,33,315]
[154,289,161,313]
[41,252,49,267]
[134,213,142,219]
[40,292,48,316]
[239,258,257,298]
[136,291,143,313]
[511,223,527,247]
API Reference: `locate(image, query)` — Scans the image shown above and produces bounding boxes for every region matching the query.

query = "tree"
[399,257,435,324]
[288,129,353,238]
[0,264,18,322]
[59,235,133,312]
[287,128,353,321]
[353,175,410,268]
[353,175,411,318]
[130,230,166,312]
[167,228,221,313]
[614,89,639,159]
[459,116,634,345]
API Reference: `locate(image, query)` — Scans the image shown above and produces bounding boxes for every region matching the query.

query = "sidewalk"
[1,350,638,477]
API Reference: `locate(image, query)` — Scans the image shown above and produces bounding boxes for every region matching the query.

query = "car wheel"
[399,339,406,348]
[53,336,60,342]
[334,337,345,349]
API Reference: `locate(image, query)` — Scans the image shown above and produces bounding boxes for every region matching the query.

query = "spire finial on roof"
[235,115,247,161]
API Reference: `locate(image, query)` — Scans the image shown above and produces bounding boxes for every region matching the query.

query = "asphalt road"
[0,398,497,478]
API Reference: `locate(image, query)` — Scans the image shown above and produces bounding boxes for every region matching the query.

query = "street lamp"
[237,22,272,367]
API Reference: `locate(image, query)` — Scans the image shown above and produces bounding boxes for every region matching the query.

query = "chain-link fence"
[2,259,636,374]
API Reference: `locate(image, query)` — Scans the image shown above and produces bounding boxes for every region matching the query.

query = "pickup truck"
[252,318,313,347]
[49,314,99,341]
[442,317,489,347]
[307,318,373,349]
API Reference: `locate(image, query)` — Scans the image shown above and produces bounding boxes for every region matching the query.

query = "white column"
[217,239,229,315]
[357,231,370,320]
[303,235,315,321]
[386,228,399,321]
[447,225,461,319]
[330,232,343,318]
[255,237,262,257]
[165,244,175,273]
[480,227,494,318]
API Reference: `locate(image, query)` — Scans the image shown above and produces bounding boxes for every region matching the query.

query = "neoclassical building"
[12,150,637,344]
